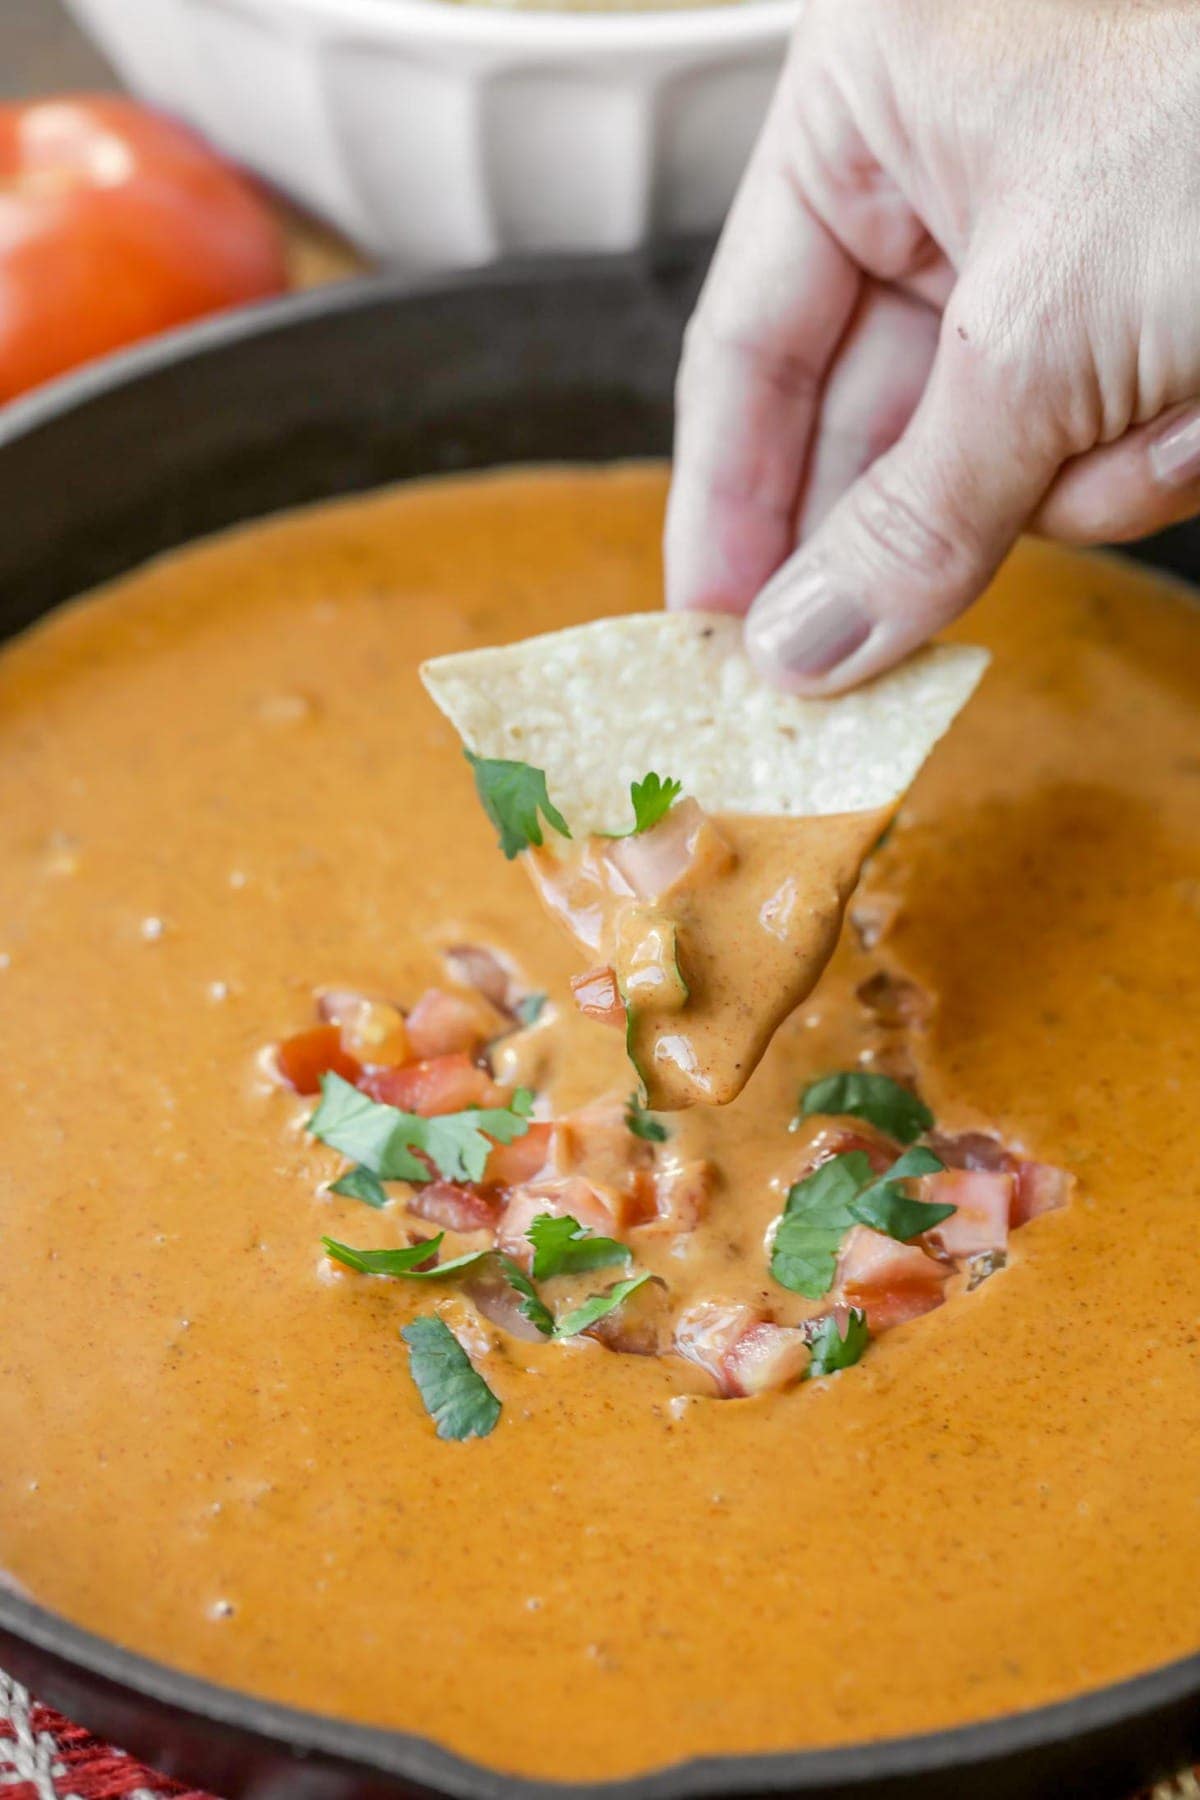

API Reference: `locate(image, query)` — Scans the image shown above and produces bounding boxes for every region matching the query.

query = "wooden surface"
[0,0,368,287]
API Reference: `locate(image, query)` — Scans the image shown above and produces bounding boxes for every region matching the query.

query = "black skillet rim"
[0,251,1196,1797]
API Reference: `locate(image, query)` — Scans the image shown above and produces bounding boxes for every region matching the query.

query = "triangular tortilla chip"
[422,614,987,1109]
[422,613,987,835]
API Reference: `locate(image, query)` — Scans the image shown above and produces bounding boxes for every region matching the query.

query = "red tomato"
[405,987,494,1061]
[276,1026,362,1096]
[484,1121,553,1188]
[1012,1159,1076,1227]
[833,1225,950,1332]
[408,1180,502,1234]
[0,96,287,401]
[919,1168,1013,1261]
[570,965,625,1027]
[361,1054,502,1118]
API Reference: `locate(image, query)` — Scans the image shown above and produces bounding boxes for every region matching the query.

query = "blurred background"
[0,0,789,404]
[3,0,113,96]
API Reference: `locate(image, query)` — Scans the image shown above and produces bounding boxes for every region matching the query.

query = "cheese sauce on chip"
[0,465,1197,1779]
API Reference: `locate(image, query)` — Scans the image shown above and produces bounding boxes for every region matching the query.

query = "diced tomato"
[556,1098,652,1180]
[441,944,514,1012]
[926,1131,1017,1174]
[724,1322,809,1396]
[361,1054,502,1117]
[588,1276,670,1356]
[484,1121,554,1188]
[1012,1160,1076,1227]
[570,966,625,1027]
[675,1302,762,1393]
[855,969,931,1027]
[408,1179,501,1234]
[496,1176,619,1268]
[674,1302,806,1397]
[920,1169,1013,1261]
[466,1264,551,1342]
[275,1025,362,1096]
[791,1116,901,1179]
[649,1159,714,1234]
[405,987,498,1060]
[606,798,734,902]
[552,1101,657,1230]
[834,1225,950,1332]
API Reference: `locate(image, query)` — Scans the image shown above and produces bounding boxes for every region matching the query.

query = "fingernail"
[1149,406,1200,488]
[748,569,873,678]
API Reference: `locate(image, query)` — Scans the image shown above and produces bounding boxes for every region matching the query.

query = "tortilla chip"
[421,613,987,836]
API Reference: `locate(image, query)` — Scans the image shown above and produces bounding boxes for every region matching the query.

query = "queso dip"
[0,464,1197,1778]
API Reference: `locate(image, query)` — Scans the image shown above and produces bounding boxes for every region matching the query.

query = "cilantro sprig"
[329,1165,389,1208]
[555,1273,652,1339]
[326,1206,645,1345]
[798,1071,933,1145]
[624,1093,669,1144]
[770,1146,952,1299]
[771,1152,873,1299]
[401,1316,500,1441]
[497,1255,557,1336]
[518,1215,647,1337]
[322,1233,489,1280]
[527,1212,630,1281]
[466,752,571,860]
[310,1072,533,1186]
[605,772,683,839]
[848,1147,953,1239]
[806,1308,870,1379]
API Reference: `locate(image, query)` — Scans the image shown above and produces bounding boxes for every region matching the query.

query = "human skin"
[665,0,1200,691]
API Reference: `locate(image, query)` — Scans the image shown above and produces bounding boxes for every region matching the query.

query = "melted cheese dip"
[0,465,1197,1778]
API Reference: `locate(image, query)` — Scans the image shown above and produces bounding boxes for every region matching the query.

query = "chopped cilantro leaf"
[515,992,547,1028]
[329,1165,389,1208]
[605,771,683,838]
[497,1255,556,1336]
[798,1071,933,1145]
[309,1074,429,1182]
[309,1072,532,1186]
[770,1151,874,1299]
[624,1093,668,1143]
[806,1309,870,1379]
[322,1234,488,1280]
[465,751,571,860]
[848,1146,952,1239]
[554,1271,652,1340]
[771,1145,956,1299]
[401,1316,501,1441]
[423,1089,533,1184]
[526,1213,629,1281]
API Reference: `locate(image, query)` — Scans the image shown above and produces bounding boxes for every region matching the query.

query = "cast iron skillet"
[0,244,1196,1800]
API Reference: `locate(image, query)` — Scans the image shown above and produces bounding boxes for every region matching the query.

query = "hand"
[666,0,1200,691]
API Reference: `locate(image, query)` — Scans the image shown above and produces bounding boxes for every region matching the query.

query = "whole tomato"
[0,95,289,402]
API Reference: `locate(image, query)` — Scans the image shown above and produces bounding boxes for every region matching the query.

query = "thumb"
[744,315,1064,693]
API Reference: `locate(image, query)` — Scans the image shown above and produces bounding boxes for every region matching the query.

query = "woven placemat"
[1,1669,1195,1800]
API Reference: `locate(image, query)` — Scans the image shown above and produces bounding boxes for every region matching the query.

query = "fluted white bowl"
[65,0,794,269]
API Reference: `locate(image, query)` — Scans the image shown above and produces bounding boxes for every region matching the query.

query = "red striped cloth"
[0,1674,209,1800]
[1,1669,1194,1800]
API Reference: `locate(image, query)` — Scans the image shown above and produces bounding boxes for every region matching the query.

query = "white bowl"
[65,0,794,269]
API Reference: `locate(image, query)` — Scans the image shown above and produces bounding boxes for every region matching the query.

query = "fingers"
[1035,401,1200,543]
[744,307,1064,693]
[664,84,861,617]
[798,284,939,538]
